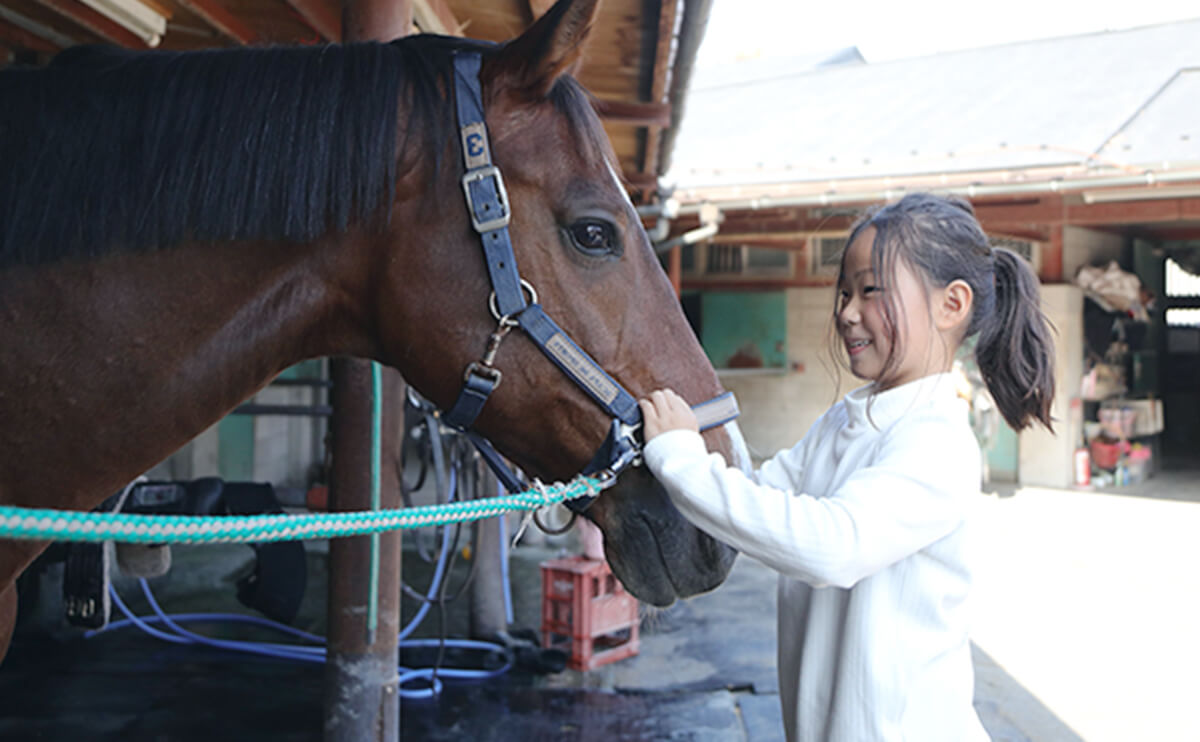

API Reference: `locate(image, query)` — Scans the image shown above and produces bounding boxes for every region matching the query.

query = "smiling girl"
[640,193,1055,742]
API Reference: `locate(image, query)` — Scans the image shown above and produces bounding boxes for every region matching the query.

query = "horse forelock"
[547,75,619,178]
[0,37,490,269]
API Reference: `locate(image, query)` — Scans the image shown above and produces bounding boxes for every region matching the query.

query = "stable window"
[687,243,795,279]
[706,244,743,274]
[988,236,1042,271]
[809,235,847,278]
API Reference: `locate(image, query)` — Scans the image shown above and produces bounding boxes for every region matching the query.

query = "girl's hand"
[639,389,699,442]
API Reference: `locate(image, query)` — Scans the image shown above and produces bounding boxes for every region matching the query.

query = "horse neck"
[0,236,375,509]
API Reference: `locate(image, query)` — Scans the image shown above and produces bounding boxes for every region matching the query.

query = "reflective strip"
[693,391,740,431]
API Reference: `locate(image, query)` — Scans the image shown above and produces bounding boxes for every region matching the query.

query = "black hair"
[834,192,1056,431]
[0,35,610,269]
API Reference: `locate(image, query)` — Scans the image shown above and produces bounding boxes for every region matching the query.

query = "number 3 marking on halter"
[461,122,491,170]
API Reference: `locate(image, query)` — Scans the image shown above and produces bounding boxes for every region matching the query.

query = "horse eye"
[568,219,617,256]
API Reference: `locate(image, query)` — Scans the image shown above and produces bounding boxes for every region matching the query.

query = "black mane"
[0,37,491,267]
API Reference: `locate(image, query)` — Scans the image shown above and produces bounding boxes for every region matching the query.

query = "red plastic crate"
[540,556,639,671]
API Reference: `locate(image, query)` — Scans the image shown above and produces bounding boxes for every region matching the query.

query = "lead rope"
[0,474,603,545]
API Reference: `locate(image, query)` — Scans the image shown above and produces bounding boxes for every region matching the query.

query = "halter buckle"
[461,166,511,233]
[464,361,502,385]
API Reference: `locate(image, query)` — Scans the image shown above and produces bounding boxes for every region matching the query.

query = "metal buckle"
[464,361,502,385]
[461,166,511,233]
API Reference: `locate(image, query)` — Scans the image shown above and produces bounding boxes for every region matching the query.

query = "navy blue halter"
[443,51,737,513]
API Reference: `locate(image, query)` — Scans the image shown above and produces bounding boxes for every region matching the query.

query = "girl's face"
[836,227,936,389]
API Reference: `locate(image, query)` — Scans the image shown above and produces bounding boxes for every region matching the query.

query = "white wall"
[1017,284,1084,488]
[1063,226,1124,282]
[253,384,324,488]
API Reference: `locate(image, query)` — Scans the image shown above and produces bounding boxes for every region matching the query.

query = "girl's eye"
[862,285,880,296]
[568,219,619,256]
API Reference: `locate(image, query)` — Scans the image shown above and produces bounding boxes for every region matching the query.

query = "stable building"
[658,18,1200,488]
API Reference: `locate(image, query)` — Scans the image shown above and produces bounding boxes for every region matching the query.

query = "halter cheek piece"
[443,51,738,514]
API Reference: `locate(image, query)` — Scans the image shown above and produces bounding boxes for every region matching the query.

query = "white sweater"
[644,373,990,742]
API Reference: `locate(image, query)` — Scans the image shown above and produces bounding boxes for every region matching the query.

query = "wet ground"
[1,461,1197,740]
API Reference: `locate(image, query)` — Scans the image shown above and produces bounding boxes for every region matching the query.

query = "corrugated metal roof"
[669,19,1200,190]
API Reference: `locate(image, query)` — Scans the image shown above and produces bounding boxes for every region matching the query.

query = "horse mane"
[0,36,494,267]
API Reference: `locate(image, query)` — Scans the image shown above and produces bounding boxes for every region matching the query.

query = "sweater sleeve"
[642,414,978,588]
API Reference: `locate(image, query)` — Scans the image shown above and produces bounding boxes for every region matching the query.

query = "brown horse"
[0,0,742,661]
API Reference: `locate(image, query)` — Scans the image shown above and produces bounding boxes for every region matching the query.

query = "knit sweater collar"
[842,372,959,430]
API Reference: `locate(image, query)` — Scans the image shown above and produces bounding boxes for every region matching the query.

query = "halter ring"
[488,279,538,321]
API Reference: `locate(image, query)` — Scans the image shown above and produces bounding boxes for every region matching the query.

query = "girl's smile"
[844,337,872,356]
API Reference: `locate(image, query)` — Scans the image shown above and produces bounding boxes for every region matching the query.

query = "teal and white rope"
[0,477,600,545]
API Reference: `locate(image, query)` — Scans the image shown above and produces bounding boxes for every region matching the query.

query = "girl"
[639,193,1055,742]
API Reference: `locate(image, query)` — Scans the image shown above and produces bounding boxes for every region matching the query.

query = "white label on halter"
[461,122,491,170]
[692,392,740,431]
[545,333,619,405]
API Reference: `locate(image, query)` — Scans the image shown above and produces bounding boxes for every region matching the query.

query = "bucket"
[1074,447,1091,486]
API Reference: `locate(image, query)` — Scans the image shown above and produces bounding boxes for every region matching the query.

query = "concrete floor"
[969,462,1200,742]
[2,462,1197,740]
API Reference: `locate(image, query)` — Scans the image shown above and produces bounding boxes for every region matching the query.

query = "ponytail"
[975,247,1056,431]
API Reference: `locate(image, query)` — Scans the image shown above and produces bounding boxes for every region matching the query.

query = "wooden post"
[668,244,683,297]
[325,3,411,741]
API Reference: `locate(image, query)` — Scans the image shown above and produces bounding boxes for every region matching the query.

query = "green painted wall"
[986,422,1019,482]
[216,360,325,480]
[218,415,255,481]
[700,291,787,369]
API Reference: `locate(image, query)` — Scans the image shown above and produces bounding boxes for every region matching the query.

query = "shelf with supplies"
[1079,392,1162,486]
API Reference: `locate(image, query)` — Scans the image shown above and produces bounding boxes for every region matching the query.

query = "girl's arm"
[642,397,977,587]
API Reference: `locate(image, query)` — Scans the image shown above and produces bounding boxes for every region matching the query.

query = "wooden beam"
[36,0,150,47]
[622,171,658,190]
[341,0,410,42]
[668,245,682,295]
[323,3,410,741]
[284,0,340,41]
[640,0,678,182]
[1068,197,1200,225]
[1140,226,1200,242]
[527,0,554,20]
[0,17,62,52]
[593,99,672,128]
[0,5,76,49]
[176,0,257,44]
[1042,224,1063,283]
[412,0,460,35]
[972,195,1066,229]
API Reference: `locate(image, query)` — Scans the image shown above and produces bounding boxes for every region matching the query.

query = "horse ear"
[492,0,601,97]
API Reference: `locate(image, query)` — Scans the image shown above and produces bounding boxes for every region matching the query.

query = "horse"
[0,0,745,662]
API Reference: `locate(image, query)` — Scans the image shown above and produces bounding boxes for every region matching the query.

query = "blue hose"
[91,464,515,699]
[96,578,512,699]
[398,467,456,642]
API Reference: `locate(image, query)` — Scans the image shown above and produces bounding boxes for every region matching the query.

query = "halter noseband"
[441,50,737,513]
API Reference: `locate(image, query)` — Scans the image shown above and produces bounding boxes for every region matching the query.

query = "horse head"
[374,0,742,606]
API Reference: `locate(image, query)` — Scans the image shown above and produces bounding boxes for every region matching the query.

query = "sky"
[696,0,1200,66]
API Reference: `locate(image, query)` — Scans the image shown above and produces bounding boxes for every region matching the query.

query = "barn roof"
[669,18,1200,201]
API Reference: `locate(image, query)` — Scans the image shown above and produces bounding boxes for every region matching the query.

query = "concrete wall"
[1017,284,1084,488]
[156,382,325,488]
[1063,226,1124,282]
[719,286,851,460]
[253,384,324,488]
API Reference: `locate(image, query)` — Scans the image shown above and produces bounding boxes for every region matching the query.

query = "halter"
[442,51,738,514]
